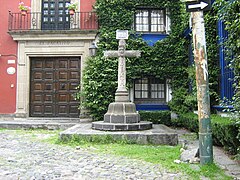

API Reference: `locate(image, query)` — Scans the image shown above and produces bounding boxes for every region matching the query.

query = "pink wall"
[0,0,30,114]
[0,1,19,113]
[0,0,93,114]
[80,0,95,12]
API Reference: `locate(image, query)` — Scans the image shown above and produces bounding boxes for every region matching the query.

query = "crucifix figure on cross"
[104,39,141,102]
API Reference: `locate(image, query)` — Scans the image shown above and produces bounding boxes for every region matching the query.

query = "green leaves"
[214,0,240,118]
[77,0,221,120]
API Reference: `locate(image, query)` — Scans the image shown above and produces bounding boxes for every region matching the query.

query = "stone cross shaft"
[104,39,141,97]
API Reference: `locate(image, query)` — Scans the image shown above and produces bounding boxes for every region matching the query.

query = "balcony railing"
[8,11,98,32]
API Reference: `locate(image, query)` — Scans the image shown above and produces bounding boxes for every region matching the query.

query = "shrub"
[174,113,240,155]
[211,115,240,154]
[178,113,199,133]
[139,111,171,126]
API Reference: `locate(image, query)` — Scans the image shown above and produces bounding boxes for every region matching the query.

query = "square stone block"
[92,123,103,130]
[127,124,140,131]
[125,134,148,144]
[102,124,114,131]
[147,134,178,145]
[126,115,139,123]
[104,115,111,123]
[110,115,124,123]
[114,125,128,131]
[140,123,152,130]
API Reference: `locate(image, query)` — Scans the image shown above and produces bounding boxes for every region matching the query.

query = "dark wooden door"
[30,57,80,117]
[42,0,70,30]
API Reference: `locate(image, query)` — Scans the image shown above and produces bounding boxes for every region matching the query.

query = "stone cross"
[92,38,152,131]
[104,39,141,102]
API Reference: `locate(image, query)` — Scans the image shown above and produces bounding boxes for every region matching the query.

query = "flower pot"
[21,10,27,16]
[69,9,75,15]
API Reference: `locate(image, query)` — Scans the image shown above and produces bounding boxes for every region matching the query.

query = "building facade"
[1,0,98,118]
[1,0,234,118]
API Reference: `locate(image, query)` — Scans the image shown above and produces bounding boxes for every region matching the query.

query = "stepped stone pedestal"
[92,38,152,131]
[92,101,152,131]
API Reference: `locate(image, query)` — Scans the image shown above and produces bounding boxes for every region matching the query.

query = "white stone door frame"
[10,34,96,118]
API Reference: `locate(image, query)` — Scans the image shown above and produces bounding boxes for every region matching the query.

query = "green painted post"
[191,11,213,164]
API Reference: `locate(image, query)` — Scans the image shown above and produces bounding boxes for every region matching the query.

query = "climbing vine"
[214,0,240,116]
[214,0,240,157]
[77,0,221,120]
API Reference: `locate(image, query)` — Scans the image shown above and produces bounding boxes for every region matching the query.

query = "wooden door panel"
[44,104,55,116]
[34,60,43,68]
[69,104,79,116]
[56,104,70,117]
[44,94,54,102]
[57,94,68,102]
[32,94,42,102]
[69,82,78,91]
[58,71,68,80]
[70,60,79,68]
[30,57,80,117]
[58,82,68,91]
[32,105,43,115]
[45,72,54,80]
[59,60,68,68]
[45,60,54,69]
[33,83,43,91]
[70,71,79,79]
[33,72,43,79]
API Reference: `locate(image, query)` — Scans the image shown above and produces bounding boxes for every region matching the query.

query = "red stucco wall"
[80,0,95,12]
[0,1,21,113]
[0,0,94,114]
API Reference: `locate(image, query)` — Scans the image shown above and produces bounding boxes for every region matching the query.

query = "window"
[134,8,170,33]
[134,78,165,102]
[42,0,70,30]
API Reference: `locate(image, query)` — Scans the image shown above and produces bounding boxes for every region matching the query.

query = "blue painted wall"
[136,104,170,111]
[218,20,234,100]
[138,34,168,46]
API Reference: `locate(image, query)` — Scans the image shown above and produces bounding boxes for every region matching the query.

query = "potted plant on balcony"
[66,2,77,15]
[18,2,31,16]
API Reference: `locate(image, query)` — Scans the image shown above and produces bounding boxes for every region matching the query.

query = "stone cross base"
[104,102,140,123]
[92,121,153,131]
[92,102,153,131]
[115,91,129,102]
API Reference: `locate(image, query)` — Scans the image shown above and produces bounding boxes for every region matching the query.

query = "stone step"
[0,118,92,130]
[60,123,178,145]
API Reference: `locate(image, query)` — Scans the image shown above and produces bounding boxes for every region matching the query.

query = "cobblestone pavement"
[0,130,188,180]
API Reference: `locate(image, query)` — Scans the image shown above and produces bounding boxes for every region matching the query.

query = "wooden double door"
[30,57,80,117]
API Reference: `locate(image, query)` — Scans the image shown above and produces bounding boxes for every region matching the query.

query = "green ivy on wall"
[214,0,240,116]
[214,0,240,156]
[204,7,220,106]
[77,0,220,120]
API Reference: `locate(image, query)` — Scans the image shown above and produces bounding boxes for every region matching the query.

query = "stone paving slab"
[0,118,91,130]
[0,119,239,179]
[177,129,240,179]
[60,124,178,145]
[213,146,240,178]
[0,130,187,179]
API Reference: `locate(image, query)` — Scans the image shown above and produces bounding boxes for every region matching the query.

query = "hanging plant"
[18,2,31,16]
[66,2,78,15]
